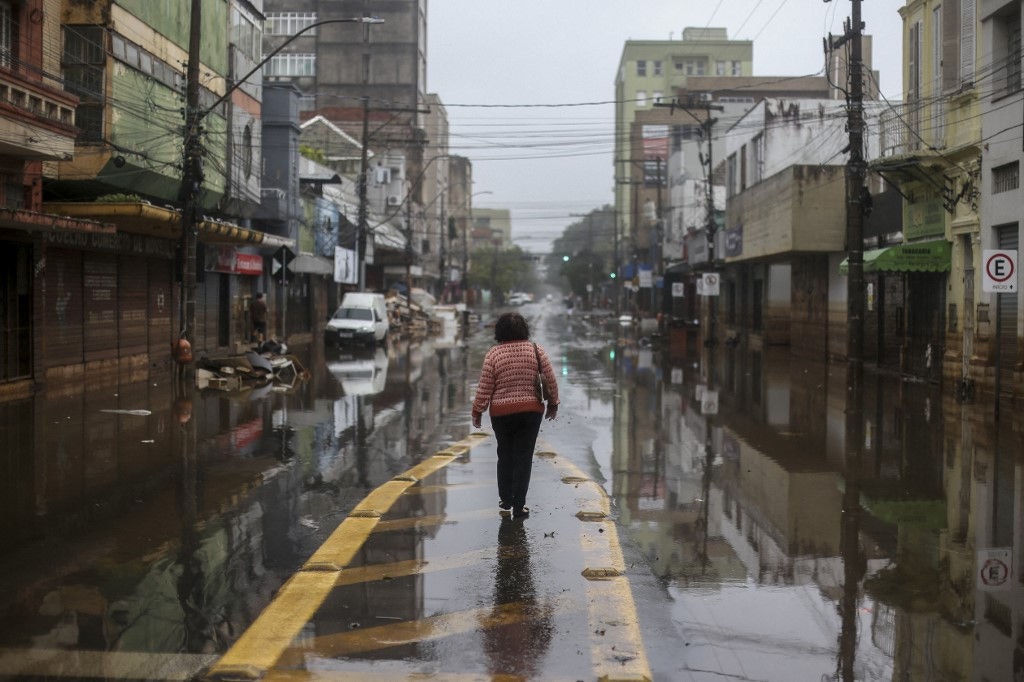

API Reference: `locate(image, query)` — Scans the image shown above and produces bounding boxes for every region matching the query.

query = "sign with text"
[983,250,1017,293]
[672,282,685,298]
[977,547,1012,591]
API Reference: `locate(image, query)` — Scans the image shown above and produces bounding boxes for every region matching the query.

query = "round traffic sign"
[981,557,1010,586]
[986,252,1015,283]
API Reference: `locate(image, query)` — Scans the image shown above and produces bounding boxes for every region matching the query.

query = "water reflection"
[0,336,472,676]
[543,314,1024,679]
[482,518,553,677]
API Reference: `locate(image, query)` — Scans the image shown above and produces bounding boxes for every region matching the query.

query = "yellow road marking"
[278,598,574,663]
[333,546,497,586]
[205,436,491,681]
[543,453,652,682]
[371,506,495,533]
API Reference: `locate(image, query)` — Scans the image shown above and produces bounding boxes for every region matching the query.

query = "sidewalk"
[205,432,651,681]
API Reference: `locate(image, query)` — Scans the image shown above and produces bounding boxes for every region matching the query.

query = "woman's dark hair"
[494,312,530,342]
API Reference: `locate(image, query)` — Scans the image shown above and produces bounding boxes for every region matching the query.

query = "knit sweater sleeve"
[537,345,560,405]
[472,350,496,415]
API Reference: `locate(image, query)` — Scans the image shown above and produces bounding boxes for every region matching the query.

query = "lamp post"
[179,11,383,347]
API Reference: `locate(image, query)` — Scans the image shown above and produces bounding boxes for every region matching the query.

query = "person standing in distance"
[250,292,268,342]
[471,313,559,519]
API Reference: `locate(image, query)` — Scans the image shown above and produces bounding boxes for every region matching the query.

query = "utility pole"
[826,2,866,680]
[179,0,203,356]
[356,18,372,291]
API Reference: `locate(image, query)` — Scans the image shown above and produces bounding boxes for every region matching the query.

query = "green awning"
[840,239,951,274]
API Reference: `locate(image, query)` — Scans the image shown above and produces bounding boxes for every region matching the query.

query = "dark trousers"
[490,411,543,510]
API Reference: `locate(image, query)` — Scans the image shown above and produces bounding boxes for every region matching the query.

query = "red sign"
[215,248,264,275]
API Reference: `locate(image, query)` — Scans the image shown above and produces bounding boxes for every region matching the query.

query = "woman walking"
[472,313,559,519]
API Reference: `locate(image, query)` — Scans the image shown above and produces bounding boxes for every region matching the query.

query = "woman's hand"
[545,403,558,421]
[472,410,482,429]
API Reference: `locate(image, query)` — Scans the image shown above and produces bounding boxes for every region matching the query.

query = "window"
[726,153,737,197]
[0,2,12,68]
[961,0,976,84]
[652,90,663,104]
[264,53,315,77]
[751,133,764,184]
[653,60,662,76]
[636,59,647,77]
[716,61,726,76]
[993,162,1019,194]
[994,10,1022,96]
[63,26,106,141]
[731,61,742,76]
[635,90,646,107]
[231,7,262,60]
[674,60,683,72]
[265,12,318,36]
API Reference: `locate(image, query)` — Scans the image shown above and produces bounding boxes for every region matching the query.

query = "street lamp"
[179,10,383,347]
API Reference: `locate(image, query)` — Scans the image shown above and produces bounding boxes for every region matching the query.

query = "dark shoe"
[512,506,530,519]
[499,500,512,515]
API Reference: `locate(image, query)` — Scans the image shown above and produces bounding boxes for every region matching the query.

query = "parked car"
[507,292,530,306]
[326,292,389,346]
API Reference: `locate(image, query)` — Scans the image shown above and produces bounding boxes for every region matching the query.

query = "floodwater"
[0,300,1021,681]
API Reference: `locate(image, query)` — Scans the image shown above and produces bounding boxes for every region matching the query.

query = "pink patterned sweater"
[472,340,560,418]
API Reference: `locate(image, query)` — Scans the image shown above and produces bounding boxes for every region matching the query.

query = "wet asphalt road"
[1,299,1021,680]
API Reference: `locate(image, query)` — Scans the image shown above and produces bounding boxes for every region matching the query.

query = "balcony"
[0,69,77,160]
[876,97,946,160]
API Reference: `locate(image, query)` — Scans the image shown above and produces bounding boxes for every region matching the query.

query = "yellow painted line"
[204,571,338,679]
[372,506,496,533]
[0,648,215,680]
[206,436,491,681]
[544,453,652,682]
[278,598,574,663]
[262,669,581,682]
[333,546,497,586]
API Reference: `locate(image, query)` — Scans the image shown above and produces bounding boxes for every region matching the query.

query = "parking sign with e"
[983,250,1017,293]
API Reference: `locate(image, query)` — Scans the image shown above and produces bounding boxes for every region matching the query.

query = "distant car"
[618,314,635,326]
[507,292,530,306]
[326,292,389,346]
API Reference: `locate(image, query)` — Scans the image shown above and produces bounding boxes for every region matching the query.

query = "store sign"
[215,248,264,275]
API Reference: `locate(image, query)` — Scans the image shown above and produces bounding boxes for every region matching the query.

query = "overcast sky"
[428,1,905,254]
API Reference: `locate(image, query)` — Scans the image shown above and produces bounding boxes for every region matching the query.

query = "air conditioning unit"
[387,196,400,206]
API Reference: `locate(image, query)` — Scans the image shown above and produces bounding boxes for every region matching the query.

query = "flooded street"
[1,300,1022,680]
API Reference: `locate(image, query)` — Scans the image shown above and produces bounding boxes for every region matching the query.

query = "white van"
[326,292,389,346]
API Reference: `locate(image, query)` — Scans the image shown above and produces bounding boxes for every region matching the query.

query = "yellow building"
[872,0,983,387]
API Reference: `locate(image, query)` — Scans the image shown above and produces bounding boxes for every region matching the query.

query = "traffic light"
[562,255,570,262]
[609,272,616,279]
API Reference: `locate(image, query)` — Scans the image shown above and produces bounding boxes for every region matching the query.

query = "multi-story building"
[979,1,1023,399]
[445,155,473,303]
[0,0,81,396]
[39,0,291,368]
[721,98,889,361]
[614,28,752,314]
[873,0,984,386]
[470,208,512,251]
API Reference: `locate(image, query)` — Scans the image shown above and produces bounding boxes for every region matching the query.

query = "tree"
[467,244,538,303]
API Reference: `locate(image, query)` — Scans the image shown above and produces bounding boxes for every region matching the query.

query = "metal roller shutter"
[148,260,173,359]
[118,256,148,355]
[997,226,1019,391]
[44,249,83,366]
[83,253,117,361]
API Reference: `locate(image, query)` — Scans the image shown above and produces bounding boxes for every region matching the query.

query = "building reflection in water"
[598,332,1024,679]
[482,518,554,678]
[0,336,471,672]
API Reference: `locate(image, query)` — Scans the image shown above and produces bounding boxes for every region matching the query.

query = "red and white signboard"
[977,547,1012,591]
[983,250,1017,293]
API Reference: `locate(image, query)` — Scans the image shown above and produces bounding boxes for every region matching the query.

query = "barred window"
[264,53,315,77]
[265,12,317,37]
[993,161,1019,194]
[63,26,106,141]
